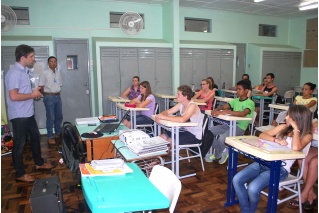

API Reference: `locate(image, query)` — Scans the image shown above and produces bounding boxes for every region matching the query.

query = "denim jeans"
[43,95,63,138]
[208,125,244,159]
[126,115,153,125]
[11,116,44,178]
[232,162,289,213]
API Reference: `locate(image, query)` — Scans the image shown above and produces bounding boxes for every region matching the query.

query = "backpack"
[61,122,83,173]
[190,115,214,157]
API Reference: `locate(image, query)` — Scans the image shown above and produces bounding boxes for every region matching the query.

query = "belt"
[43,92,60,96]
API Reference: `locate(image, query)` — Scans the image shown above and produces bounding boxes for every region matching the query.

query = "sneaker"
[47,138,55,145]
[204,154,216,163]
[205,155,213,163]
[218,150,229,164]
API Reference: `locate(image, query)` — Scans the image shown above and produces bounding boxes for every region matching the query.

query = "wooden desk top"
[154,93,176,99]
[215,96,234,102]
[205,110,252,121]
[117,103,150,111]
[151,115,198,127]
[268,104,289,111]
[108,96,130,103]
[226,136,305,161]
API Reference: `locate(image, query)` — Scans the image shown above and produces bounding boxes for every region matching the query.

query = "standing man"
[39,56,63,145]
[5,44,54,182]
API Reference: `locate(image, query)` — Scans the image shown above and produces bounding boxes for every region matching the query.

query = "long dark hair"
[277,105,312,139]
[139,81,152,102]
[207,77,215,90]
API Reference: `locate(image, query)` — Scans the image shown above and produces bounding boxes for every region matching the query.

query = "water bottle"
[191,84,195,92]
[222,82,225,89]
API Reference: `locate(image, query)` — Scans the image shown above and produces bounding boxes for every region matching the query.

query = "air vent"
[11,7,29,25]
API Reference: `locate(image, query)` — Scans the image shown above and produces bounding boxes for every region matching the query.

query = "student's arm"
[129,96,141,104]
[121,87,130,98]
[304,99,317,109]
[289,119,312,151]
[192,90,202,100]
[137,98,151,108]
[194,91,215,103]
[9,87,42,101]
[210,103,230,116]
[156,103,197,123]
[224,108,251,117]
[259,124,287,142]
[261,86,278,97]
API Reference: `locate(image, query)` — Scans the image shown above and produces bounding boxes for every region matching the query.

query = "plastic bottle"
[222,82,225,89]
[191,84,195,92]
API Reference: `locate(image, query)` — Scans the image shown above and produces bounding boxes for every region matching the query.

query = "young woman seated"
[122,81,155,128]
[192,79,215,112]
[232,105,313,213]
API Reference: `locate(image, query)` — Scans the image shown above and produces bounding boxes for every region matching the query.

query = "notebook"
[94,111,129,133]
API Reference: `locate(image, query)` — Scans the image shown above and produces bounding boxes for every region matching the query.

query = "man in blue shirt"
[5,44,54,182]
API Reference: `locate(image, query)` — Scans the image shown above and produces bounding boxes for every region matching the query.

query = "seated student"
[254,73,278,125]
[205,80,255,164]
[233,105,313,213]
[207,76,219,97]
[192,79,215,112]
[287,119,318,210]
[121,76,140,100]
[242,73,249,80]
[254,77,267,91]
[155,85,204,145]
[272,82,317,126]
[122,81,155,128]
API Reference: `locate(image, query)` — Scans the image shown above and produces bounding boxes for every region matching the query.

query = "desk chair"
[253,111,287,136]
[136,103,158,136]
[260,142,311,213]
[283,90,295,104]
[247,111,257,136]
[177,114,207,172]
[149,165,182,213]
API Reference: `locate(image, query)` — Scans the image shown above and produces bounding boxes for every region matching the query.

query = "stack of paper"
[79,163,133,176]
[75,117,100,125]
[91,158,124,171]
[127,136,169,156]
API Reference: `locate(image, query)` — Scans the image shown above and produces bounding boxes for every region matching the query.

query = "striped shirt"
[5,62,34,120]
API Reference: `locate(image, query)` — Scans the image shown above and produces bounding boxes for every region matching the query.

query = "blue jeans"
[232,162,288,213]
[208,125,244,159]
[164,130,200,145]
[43,95,63,138]
[126,115,153,125]
[11,116,44,178]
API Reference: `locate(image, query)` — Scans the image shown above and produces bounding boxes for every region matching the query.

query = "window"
[110,12,144,28]
[259,24,277,37]
[185,18,211,33]
[11,7,30,25]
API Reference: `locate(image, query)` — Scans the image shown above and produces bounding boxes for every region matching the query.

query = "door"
[55,39,91,123]
[232,43,246,82]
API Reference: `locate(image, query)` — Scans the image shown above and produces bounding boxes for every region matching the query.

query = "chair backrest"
[284,90,295,103]
[297,142,312,179]
[154,103,159,115]
[276,111,287,125]
[249,111,257,135]
[149,165,182,213]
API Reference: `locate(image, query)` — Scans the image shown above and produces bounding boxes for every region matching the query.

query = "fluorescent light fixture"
[299,2,318,10]
[254,0,265,2]
[300,0,317,6]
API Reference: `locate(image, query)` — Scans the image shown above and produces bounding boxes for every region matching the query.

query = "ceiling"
[107,0,318,18]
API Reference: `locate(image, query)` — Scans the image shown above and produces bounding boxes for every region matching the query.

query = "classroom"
[1,0,318,212]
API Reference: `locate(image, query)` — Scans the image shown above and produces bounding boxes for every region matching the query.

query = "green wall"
[2,0,317,115]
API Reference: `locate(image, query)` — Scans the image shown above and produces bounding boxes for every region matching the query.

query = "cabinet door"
[207,49,221,88]
[155,48,172,94]
[120,48,139,93]
[101,48,120,114]
[193,49,207,90]
[138,48,156,90]
[220,49,234,89]
[180,49,193,86]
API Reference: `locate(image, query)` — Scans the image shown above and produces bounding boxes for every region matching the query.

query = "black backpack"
[190,114,214,157]
[199,116,214,157]
[61,122,86,173]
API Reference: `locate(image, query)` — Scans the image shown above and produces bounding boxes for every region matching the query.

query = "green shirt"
[228,98,255,131]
